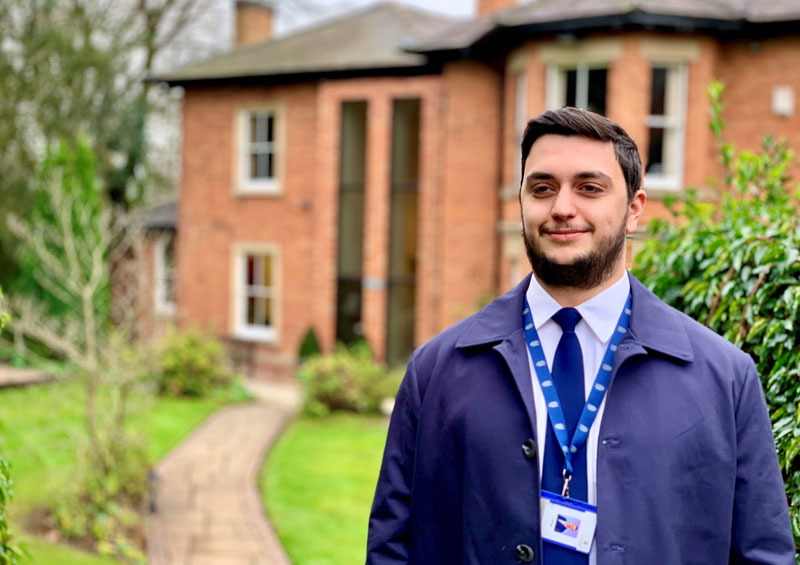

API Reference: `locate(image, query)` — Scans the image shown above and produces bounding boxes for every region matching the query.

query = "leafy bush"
[0,457,26,565]
[154,328,235,397]
[0,292,26,564]
[52,431,148,564]
[298,342,395,417]
[633,80,800,552]
[298,327,321,361]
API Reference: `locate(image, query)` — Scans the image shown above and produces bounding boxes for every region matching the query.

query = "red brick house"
[148,0,800,377]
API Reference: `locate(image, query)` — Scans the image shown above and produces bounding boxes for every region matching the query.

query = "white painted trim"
[154,233,176,316]
[644,63,688,192]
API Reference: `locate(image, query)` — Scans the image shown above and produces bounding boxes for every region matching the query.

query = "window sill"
[643,175,682,192]
[235,180,282,198]
[234,326,278,344]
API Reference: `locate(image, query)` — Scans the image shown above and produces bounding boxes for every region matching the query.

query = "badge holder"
[540,490,597,554]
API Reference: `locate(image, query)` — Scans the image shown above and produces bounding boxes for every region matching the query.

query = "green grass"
[19,536,118,565]
[261,414,389,565]
[0,377,242,563]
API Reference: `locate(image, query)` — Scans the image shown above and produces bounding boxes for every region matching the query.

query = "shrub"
[633,80,800,552]
[298,342,394,417]
[52,432,148,563]
[298,327,321,361]
[154,328,234,397]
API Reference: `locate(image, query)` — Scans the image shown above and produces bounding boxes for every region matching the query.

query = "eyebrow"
[524,170,613,185]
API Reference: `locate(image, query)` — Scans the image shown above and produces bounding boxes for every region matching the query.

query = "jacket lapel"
[455,275,537,434]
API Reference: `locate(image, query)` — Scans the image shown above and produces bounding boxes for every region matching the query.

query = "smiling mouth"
[540,226,592,242]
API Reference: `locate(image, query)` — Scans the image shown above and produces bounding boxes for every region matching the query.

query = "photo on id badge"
[555,514,580,538]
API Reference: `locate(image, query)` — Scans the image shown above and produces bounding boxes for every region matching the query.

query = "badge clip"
[561,469,572,498]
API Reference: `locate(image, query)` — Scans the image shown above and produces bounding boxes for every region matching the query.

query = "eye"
[530,183,556,197]
[579,183,603,194]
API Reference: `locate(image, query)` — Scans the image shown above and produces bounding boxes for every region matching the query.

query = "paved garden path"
[147,381,301,565]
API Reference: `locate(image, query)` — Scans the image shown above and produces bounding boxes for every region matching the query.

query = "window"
[548,65,607,115]
[233,246,279,342]
[154,232,176,315]
[386,98,420,367]
[237,108,282,194]
[644,64,687,190]
[336,101,367,345]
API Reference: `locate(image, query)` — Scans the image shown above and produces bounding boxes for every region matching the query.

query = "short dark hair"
[520,107,642,201]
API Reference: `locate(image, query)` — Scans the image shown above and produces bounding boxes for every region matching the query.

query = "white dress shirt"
[524,271,631,565]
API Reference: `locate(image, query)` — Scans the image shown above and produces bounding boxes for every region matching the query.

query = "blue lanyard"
[523,294,632,483]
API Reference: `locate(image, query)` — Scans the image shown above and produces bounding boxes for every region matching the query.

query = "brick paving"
[147,381,301,565]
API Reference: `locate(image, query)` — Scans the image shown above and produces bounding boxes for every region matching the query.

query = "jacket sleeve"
[366,355,422,564]
[729,358,796,564]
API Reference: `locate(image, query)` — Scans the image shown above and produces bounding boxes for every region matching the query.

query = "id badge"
[540,490,597,554]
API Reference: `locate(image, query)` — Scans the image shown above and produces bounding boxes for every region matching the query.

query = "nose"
[550,186,577,220]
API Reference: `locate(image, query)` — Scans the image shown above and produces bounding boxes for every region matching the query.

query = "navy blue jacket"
[367,273,794,564]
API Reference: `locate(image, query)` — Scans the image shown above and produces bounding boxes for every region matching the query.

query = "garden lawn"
[0,377,243,563]
[262,414,389,565]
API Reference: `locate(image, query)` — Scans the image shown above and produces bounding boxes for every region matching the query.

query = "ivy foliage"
[633,81,800,551]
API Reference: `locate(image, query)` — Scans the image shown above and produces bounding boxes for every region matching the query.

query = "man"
[366,107,794,564]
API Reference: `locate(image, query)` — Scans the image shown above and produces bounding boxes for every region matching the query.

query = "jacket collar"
[456,272,693,364]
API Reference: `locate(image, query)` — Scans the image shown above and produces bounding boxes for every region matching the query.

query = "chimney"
[235,0,274,48]
[477,0,517,17]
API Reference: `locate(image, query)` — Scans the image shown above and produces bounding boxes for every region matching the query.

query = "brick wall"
[718,37,800,179]
[438,60,502,326]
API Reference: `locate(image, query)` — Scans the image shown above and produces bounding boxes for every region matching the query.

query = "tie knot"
[552,307,581,333]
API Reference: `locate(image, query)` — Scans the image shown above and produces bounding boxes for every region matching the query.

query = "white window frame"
[546,64,608,112]
[154,232,176,316]
[643,63,688,191]
[231,243,280,343]
[235,106,284,195]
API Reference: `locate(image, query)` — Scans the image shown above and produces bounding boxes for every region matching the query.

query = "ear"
[626,190,646,234]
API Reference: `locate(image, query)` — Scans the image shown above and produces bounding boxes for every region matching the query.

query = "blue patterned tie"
[542,308,588,565]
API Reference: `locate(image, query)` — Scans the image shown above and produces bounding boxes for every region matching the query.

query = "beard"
[522,217,628,291]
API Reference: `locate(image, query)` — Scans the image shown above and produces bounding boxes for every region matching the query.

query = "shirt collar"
[526,271,631,343]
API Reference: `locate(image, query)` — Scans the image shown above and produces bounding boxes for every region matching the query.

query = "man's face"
[520,134,645,290]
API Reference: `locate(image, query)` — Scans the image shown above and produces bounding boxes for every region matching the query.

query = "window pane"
[646,127,665,174]
[256,115,268,142]
[247,256,255,285]
[267,114,274,142]
[587,69,607,115]
[247,296,257,324]
[250,115,258,144]
[256,153,269,178]
[565,69,577,107]
[262,255,271,286]
[264,297,272,326]
[338,190,365,277]
[651,67,667,115]
[388,191,418,278]
[267,151,274,178]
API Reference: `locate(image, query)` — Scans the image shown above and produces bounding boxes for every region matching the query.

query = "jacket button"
[521,438,536,460]
[516,544,534,562]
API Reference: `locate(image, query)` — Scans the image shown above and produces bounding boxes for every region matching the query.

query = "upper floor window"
[237,107,282,195]
[548,65,607,115]
[644,64,687,190]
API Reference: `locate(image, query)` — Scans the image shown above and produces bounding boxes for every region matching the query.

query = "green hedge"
[633,81,800,553]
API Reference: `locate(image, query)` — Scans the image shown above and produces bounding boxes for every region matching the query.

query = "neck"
[534,265,627,308]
